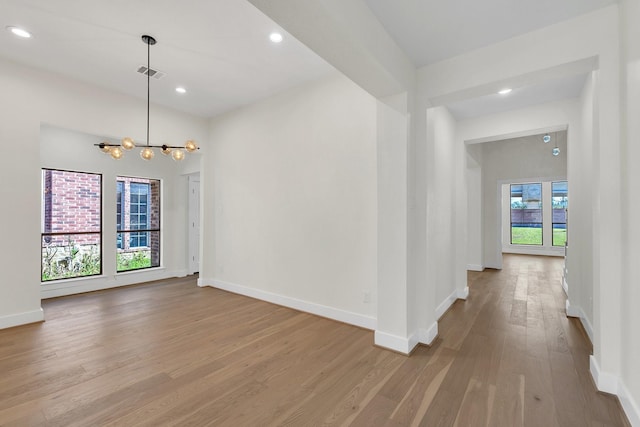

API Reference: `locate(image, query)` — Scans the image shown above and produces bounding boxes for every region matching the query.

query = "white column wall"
[619,0,640,422]
[565,72,596,339]
[466,145,483,271]
[376,99,410,350]
[425,107,460,319]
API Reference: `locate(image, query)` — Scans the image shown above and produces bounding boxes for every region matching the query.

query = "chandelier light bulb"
[121,137,135,150]
[161,145,172,156]
[110,146,124,160]
[99,142,111,154]
[140,147,155,160]
[172,149,185,161]
[184,140,198,153]
[552,147,560,156]
[543,134,551,143]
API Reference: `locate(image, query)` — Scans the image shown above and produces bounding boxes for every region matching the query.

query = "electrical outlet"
[363,290,371,303]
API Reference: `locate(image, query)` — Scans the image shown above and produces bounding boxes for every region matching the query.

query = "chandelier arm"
[94,143,199,150]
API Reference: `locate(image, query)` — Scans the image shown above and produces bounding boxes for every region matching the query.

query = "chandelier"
[95,35,198,161]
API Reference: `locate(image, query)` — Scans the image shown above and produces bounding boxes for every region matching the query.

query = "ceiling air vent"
[137,65,165,80]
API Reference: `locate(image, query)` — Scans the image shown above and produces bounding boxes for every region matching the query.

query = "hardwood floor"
[0,254,630,426]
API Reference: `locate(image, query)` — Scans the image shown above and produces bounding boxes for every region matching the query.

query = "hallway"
[421,254,629,426]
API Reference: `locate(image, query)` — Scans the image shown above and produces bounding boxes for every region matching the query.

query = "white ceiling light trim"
[6,26,32,38]
[269,32,283,43]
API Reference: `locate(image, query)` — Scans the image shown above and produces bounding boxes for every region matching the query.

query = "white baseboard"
[502,246,564,257]
[419,322,438,346]
[435,287,469,321]
[618,381,640,427]
[590,356,618,394]
[199,278,376,331]
[565,299,593,343]
[467,264,484,271]
[590,356,640,426]
[173,269,188,278]
[436,290,457,320]
[375,330,414,354]
[374,323,438,355]
[0,308,44,330]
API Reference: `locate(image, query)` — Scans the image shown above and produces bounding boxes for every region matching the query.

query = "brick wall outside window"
[42,169,101,246]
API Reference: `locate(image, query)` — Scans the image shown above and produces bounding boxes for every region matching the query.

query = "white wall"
[619,0,640,423]
[200,73,378,328]
[0,58,207,328]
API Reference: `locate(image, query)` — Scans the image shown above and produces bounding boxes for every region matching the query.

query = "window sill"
[115,266,165,276]
[41,274,108,286]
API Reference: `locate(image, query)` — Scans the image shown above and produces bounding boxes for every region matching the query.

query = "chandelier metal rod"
[146,35,151,148]
[94,142,199,150]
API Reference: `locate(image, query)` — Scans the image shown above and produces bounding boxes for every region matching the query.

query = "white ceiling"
[0,0,335,118]
[364,0,617,67]
[447,73,588,120]
[0,0,616,119]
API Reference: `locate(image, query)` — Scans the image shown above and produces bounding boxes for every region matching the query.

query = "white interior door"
[188,174,200,274]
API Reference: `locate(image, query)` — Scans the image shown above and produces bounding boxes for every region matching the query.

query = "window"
[41,169,102,281]
[129,183,149,248]
[510,183,543,245]
[552,181,568,246]
[116,177,160,272]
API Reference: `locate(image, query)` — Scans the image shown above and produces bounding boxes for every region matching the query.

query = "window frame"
[510,182,544,246]
[41,168,103,282]
[551,181,568,247]
[116,176,161,273]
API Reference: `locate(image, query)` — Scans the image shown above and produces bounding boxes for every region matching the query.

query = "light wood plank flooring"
[0,254,630,426]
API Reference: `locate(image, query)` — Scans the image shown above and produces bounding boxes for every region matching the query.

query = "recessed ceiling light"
[175,87,186,94]
[498,88,512,95]
[6,26,32,38]
[269,32,283,43]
